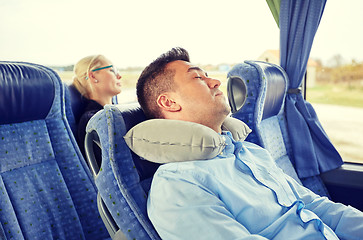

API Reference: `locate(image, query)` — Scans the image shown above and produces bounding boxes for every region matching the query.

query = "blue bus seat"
[227,61,330,197]
[66,84,89,133]
[85,104,161,240]
[0,61,110,240]
[64,83,119,140]
[66,84,119,125]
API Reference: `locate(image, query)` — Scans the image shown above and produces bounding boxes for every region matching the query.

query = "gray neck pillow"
[124,117,251,164]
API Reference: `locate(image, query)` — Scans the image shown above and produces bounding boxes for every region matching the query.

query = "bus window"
[309,0,363,164]
[1,0,361,165]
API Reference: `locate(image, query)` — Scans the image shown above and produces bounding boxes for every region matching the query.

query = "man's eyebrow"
[187,66,203,72]
[187,66,208,76]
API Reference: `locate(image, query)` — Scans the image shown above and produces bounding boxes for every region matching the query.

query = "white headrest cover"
[124,117,251,163]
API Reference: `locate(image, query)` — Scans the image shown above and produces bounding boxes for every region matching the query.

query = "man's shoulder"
[153,155,236,184]
[155,160,212,175]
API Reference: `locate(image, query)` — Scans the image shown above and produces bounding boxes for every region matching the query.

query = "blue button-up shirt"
[147,132,363,240]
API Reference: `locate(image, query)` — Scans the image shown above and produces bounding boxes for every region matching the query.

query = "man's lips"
[215,90,223,97]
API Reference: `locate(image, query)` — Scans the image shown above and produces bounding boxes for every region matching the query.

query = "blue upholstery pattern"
[226,62,264,145]
[0,61,110,240]
[86,104,161,240]
[259,117,286,160]
[228,61,329,196]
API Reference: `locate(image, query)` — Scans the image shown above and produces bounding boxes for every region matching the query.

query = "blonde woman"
[72,55,122,160]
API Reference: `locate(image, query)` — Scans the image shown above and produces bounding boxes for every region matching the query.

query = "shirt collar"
[218,131,235,157]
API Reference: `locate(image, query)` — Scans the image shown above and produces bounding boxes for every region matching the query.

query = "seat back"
[0,61,109,239]
[227,61,330,197]
[66,84,89,131]
[66,84,119,123]
[86,104,160,240]
[65,83,119,139]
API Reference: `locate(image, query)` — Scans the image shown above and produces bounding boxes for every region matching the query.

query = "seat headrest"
[0,62,57,124]
[227,61,288,121]
[252,61,288,120]
[227,76,247,113]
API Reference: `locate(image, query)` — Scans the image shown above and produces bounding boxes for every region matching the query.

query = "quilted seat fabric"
[0,62,110,239]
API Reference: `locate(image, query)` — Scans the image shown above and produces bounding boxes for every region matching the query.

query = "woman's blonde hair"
[72,55,107,98]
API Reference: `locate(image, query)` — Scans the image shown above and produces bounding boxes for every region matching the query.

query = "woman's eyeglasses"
[91,65,119,76]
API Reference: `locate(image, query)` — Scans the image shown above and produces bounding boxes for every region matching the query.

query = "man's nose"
[117,73,122,79]
[207,78,221,89]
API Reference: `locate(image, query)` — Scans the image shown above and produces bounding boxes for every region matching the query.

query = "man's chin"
[217,106,231,123]
[222,104,232,116]
[219,97,231,114]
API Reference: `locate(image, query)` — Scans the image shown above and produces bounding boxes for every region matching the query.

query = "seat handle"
[85,130,101,177]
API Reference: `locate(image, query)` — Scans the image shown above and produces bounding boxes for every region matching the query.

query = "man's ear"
[157,93,181,112]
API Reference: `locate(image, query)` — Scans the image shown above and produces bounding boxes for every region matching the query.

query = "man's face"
[166,60,231,129]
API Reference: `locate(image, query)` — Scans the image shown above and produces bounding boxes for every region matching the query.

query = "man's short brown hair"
[136,47,190,119]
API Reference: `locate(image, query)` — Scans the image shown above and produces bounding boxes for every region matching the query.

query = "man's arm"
[286,175,363,239]
[147,171,268,240]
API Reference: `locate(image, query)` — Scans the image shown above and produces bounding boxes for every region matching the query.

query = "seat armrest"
[321,163,363,211]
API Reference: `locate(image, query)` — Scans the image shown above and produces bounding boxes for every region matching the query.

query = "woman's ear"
[157,93,181,112]
[88,72,99,84]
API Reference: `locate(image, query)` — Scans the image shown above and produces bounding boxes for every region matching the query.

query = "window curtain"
[277,0,343,178]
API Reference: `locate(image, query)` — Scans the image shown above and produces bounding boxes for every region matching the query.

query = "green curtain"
[266,0,280,27]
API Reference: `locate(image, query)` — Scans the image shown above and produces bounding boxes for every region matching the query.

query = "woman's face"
[91,59,122,97]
